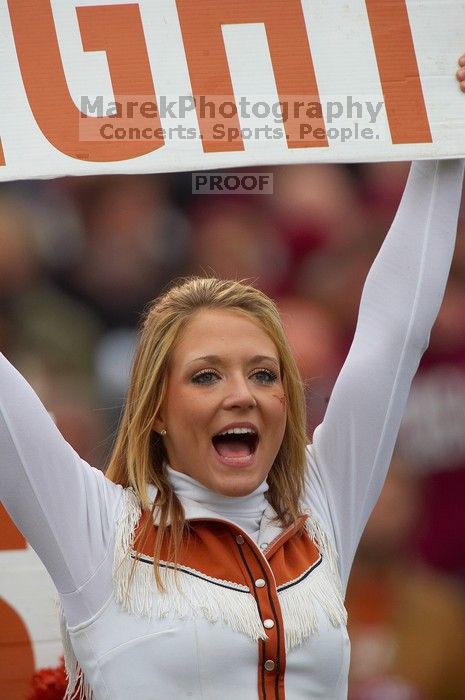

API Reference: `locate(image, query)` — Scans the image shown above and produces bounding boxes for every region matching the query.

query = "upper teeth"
[217,427,256,436]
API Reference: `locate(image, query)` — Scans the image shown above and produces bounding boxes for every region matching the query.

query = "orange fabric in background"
[0,506,34,700]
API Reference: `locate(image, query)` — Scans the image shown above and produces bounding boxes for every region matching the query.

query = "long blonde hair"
[106,277,308,586]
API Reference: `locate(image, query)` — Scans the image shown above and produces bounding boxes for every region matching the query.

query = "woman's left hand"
[456,54,465,91]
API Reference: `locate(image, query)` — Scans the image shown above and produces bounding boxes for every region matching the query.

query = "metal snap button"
[264,660,275,672]
[235,535,245,545]
[255,578,266,588]
[260,542,269,550]
[263,619,275,629]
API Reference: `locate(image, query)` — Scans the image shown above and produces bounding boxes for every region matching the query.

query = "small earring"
[160,429,167,436]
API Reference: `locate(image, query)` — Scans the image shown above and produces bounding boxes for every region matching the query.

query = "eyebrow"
[187,354,280,368]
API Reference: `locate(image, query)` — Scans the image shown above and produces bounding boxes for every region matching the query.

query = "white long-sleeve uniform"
[1,160,464,699]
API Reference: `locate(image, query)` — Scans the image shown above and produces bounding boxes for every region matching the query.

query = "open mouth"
[212,427,259,460]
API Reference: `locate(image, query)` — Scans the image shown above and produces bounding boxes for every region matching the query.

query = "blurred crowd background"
[1,162,465,699]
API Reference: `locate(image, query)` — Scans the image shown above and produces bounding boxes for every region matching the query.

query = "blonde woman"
[2,61,465,700]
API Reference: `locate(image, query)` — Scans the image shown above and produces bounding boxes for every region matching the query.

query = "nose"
[222,375,257,410]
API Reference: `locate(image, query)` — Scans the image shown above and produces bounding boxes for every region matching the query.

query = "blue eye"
[251,368,278,384]
[191,370,219,384]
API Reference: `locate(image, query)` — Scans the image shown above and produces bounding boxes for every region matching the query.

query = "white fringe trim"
[112,489,347,651]
[113,488,267,642]
[112,487,142,609]
[278,514,347,651]
[59,607,93,700]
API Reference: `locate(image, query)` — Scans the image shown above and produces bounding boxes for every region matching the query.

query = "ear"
[152,414,165,434]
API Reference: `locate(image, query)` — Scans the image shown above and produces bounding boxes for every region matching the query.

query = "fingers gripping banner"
[1,0,465,180]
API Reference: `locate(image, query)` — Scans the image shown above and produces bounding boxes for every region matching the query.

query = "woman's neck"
[166,465,268,543]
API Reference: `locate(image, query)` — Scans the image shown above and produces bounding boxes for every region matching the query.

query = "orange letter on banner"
[176,0,327,152]
[365,0,431,144]
[7,1,164,162]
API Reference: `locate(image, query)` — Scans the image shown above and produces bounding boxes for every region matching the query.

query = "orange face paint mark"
[273,394,286,408]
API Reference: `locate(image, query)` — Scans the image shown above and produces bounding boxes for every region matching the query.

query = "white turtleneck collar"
[166,465,269,544]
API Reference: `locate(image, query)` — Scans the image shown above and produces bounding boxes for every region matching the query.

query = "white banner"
[1,0,465,181]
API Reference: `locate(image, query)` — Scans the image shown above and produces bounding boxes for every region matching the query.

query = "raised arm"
[0,354,122,594]
[306,159,465,591]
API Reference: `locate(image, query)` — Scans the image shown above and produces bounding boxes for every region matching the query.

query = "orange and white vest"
[62,488,349,700]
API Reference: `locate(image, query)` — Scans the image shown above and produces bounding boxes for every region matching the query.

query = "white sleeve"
[0,353,123,594]
[305,159,465,591]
